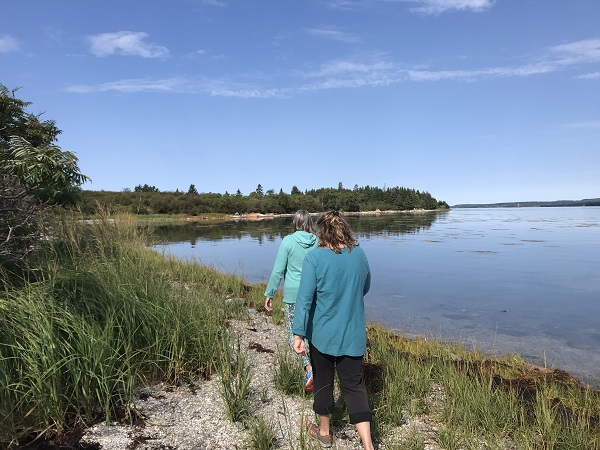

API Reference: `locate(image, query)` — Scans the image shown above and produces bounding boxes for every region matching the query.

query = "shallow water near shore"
[152,207,600,386]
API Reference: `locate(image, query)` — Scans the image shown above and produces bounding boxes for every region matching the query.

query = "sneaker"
[307,423,332,448]
[304,368,314,392]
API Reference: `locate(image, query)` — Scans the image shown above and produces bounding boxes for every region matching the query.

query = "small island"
[453,198,600,208]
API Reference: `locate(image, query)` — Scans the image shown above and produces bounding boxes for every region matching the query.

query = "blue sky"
[2,0,599,205]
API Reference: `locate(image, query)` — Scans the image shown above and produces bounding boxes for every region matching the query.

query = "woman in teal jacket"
[264,209,318,391]
[292,210,374,450]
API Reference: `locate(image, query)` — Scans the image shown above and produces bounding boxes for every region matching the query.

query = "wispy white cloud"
[204,82,286,98]
[409,0,495,15]
[578,71,600,80]
[68,38,600,97]
[304,58,395,77]
[66,77,287,98]
[407,38,600,81]
[323,0,495,14]
[197,0,226,6]
[322,0,363,11]
[298,52,561,87]
[299,38,600,87]
[406,61,557,81]
[300,75,395,91]
[297,57,399,91]
[67,78,184,93]
[185,49,207,59]
[548,38,600,65]
[306,28,362,44]
[562,120,600,129]
[87,31,169,58]
[43,27,66,43]
[0,35,20,53]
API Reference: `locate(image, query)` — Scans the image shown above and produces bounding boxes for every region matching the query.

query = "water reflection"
[151,219,296,244]
[150,211,446,246]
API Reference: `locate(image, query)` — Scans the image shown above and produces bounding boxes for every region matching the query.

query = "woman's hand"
[264,297,273,311]
[293,334,306,355]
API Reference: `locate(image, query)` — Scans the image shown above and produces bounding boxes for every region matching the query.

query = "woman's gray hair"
[292,209,314,233]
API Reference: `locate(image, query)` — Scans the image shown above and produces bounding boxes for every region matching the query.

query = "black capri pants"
[309,343,372,424]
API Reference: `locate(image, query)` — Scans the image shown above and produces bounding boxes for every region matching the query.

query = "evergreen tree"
[255,184,264,197]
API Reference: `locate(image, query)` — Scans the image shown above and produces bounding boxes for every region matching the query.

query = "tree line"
[79,183,449,216]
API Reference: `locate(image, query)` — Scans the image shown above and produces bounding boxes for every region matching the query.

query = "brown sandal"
[307,423,332,448]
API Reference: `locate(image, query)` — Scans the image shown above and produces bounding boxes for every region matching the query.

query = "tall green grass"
[247,415,277,450]
[0,214,252,447]
[366,324,600,450]
[218,337,252,424]
[273,348,304,396]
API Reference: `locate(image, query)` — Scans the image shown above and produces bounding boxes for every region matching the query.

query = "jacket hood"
[293,230,318,248]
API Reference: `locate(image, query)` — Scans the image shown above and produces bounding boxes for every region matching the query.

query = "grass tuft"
[247,415,277,450]
[273,348,304,396]
[217,337,252,424]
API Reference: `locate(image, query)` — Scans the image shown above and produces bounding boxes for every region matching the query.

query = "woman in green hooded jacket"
[264,209,318,391]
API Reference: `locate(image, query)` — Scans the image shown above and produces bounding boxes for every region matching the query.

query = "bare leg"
[355,421,375,450]
[318,414,331,437]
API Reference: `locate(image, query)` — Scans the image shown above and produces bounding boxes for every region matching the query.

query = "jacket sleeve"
[363,253,371,296]
[292,254,317,338]
[264,239,289,298]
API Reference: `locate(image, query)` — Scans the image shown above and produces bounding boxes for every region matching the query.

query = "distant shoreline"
[453,198,600,208]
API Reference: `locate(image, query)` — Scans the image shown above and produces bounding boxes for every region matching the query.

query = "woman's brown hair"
[316,210,357,253]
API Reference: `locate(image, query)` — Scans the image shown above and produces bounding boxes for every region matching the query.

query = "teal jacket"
[264,231,318,304]
[292,246,371,357]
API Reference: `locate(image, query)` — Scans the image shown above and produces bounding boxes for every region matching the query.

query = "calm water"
[152,208,600,385]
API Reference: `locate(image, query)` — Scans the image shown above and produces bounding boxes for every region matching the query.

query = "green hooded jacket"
[264,230,318,304]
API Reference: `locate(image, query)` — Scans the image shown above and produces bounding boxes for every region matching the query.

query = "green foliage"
[1,83,89,265]
[273,348,304,396]
[0,84,87,204]
[134,183,160,192]
[218,337,253,424]
[0,85,60,149]
[2,136,88,205]
[0,215,254,447]
[395,431,426,450]
[365,324,600,450]
[248,416,277,450]
[79,183,448,216]
[440,368,520,438]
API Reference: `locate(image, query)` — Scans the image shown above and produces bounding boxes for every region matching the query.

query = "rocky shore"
[80,307,444,450]
[232,209,440,221]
